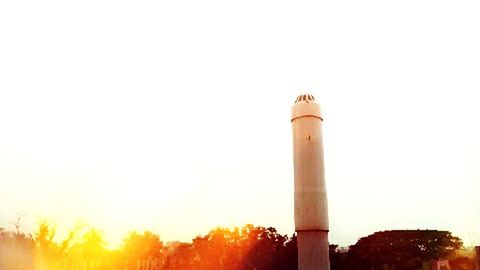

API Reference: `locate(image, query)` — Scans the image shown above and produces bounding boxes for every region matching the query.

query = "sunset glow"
[1,1,479,267]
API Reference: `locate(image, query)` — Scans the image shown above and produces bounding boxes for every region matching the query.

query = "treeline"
[0,223,477,270]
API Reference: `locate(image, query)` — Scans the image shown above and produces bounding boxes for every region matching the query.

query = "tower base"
[297,230,330,270]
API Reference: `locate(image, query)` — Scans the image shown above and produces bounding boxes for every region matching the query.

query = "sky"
[0,0,479,248]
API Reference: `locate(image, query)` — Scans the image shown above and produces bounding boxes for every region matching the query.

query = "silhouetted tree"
[0,222,473,270]
[449,256,476,270]
[163,242,196,270]
[243,226,289,270]
[120,231,165,269]
[66,228,107,260]
[162,225,297,270]
[0,227,34,270]
[345,230,464,270]
[329,244,349,270]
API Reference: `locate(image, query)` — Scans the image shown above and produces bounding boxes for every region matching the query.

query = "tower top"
[295,94,316,104]
[291,93,322,122]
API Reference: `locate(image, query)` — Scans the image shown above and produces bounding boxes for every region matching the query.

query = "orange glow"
[0,222,296,270]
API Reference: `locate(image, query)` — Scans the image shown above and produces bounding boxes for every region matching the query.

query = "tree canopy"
[0,224,474,270]
[345,230,464,270]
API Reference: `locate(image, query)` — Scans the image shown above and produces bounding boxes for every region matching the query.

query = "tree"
[162,225,297,270]
[68,228,107,260]
[162,242,196,270]
[243,226,290,270]
[120,231,165,269]
[34,221,60,269]
[330,244,349,270]
[0,226,34,270]
[345,230,464,270]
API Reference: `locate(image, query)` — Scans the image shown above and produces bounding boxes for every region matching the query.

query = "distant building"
[430,259,450,270]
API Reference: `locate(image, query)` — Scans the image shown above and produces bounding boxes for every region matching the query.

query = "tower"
[291,93,330,270]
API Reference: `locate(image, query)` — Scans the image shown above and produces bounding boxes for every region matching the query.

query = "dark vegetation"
[0,222,476,270]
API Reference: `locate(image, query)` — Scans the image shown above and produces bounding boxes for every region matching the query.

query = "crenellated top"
[295,94,316,104]
[291,93,322,122]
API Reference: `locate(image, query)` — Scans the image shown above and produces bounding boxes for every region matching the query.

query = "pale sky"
[0,0,479,248]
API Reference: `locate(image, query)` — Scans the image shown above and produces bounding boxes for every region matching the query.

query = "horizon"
[1,0,479,249]
[0,221,475,251]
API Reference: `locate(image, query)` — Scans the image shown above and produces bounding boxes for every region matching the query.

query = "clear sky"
[0,0,479,248]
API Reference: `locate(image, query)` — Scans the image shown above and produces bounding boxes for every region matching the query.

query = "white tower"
[291,94,330,270]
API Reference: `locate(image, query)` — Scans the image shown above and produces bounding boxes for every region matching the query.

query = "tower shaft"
[291,94,330,270]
